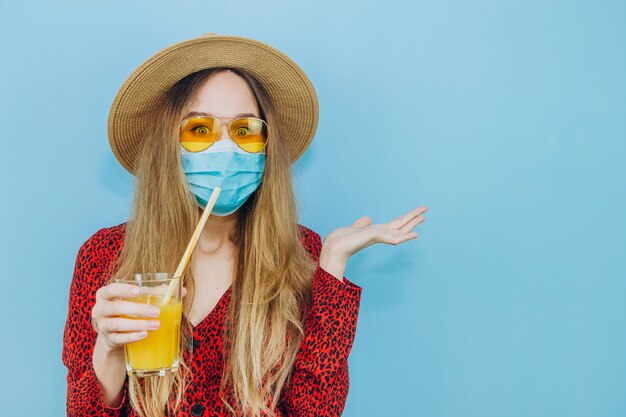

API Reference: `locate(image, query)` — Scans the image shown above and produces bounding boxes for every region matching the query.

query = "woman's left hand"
[319,206,428,280]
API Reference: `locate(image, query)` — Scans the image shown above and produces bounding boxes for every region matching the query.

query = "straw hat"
[107,32,319,175]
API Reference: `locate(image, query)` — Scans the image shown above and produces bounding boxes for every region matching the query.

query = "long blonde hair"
[104,67,317,416]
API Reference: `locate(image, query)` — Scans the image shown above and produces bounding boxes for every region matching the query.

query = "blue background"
[1,1,625,416]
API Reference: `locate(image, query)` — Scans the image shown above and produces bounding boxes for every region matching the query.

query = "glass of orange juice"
[114,273,182,377]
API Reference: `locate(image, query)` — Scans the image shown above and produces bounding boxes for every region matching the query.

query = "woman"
[62,33,428,417]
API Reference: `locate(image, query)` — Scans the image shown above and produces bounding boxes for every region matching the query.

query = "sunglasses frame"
[179,115,269,154]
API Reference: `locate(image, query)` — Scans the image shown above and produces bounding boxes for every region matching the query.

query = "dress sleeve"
[280,230,363,416]
[61,230,130,417]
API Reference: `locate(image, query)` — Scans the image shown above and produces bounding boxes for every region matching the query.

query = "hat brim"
[107,34,319,175]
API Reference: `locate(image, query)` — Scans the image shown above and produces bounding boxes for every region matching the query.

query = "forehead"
[186,71,260,117]
[183,111,258,119]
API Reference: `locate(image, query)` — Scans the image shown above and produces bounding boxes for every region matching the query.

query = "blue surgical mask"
[180,139,266,216]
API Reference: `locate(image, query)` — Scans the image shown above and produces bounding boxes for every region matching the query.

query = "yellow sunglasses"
[179,115,269,154]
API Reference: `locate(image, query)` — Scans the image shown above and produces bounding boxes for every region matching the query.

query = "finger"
[352,216,372,228]
[379,230,419,245]
[141,283,176,297]
[388,206,428,229]
[103,317,161,333]
[107,299,161,318]
[98,283,140,301]
[108,331,149,345]
[399,215,426,234]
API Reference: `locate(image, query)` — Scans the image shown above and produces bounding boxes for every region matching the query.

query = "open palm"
[323,206,429,260]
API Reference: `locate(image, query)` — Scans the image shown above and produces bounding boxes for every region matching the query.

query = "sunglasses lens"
[179,116,268,153]
[180,117,219,152]
[231,118,268,153]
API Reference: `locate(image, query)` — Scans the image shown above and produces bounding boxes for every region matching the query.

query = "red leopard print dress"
[62,222,362,416]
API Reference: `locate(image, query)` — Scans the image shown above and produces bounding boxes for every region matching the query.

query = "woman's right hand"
[91,283,187,350]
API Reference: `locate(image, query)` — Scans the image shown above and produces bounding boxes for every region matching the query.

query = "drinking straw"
[160,187,221,306]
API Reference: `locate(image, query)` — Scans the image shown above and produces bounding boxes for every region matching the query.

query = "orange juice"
[121,294,182,372]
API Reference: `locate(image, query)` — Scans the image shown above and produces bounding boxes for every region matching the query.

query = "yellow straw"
[160,187,221,305]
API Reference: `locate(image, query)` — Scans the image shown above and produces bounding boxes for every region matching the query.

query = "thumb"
[352,216,372,228]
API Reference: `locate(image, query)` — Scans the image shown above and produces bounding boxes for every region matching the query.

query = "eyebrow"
[184,111,259,119]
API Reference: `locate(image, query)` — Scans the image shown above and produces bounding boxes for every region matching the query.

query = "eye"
[190,125,211,135]
[234,126,249,137]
